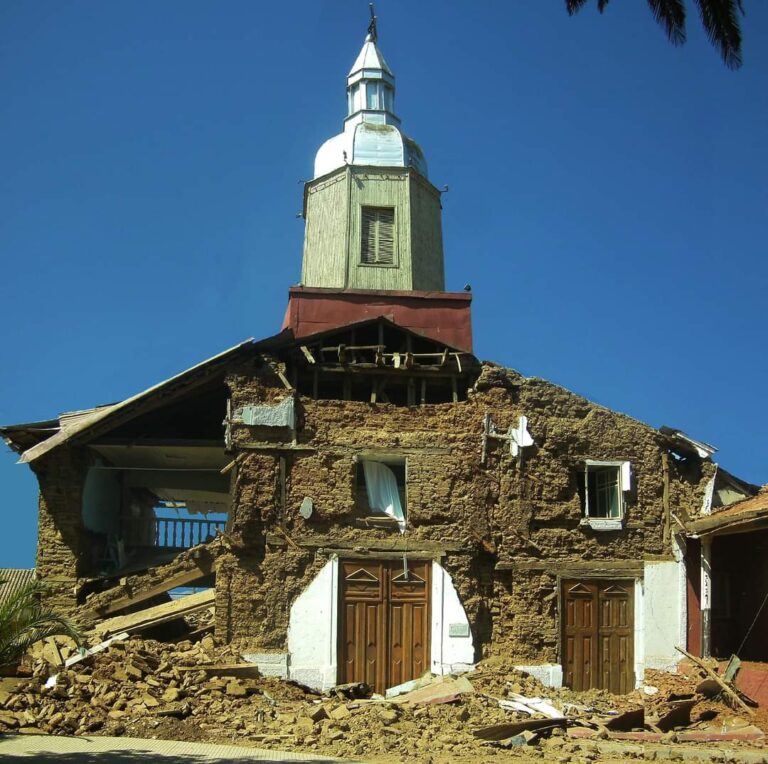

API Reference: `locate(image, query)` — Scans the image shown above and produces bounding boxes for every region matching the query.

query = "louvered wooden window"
[361,206,395,265]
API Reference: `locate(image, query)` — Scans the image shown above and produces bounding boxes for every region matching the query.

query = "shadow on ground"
[0,736,344,764]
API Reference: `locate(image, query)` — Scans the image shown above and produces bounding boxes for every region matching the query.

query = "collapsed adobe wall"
[218,358,714,661]
[32,447,92,616]
[667,453,717,521]
[22,352,717,664]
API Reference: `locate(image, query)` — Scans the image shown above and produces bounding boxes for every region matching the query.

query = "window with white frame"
[347,83,361,115]
[356,457,406,529]
[364,81,393,111]
[580,460,631,529]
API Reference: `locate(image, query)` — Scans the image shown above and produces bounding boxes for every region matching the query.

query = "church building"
[2,20,762,696]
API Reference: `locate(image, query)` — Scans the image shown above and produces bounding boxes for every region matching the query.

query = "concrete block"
[240,653,288,679]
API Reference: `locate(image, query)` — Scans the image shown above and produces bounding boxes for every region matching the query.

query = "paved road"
[0,734,361,763]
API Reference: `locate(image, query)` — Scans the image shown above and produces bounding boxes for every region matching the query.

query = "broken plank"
[724,653,741,683]
[391,675,474,706]
[64,632,129,668]
[474,717,568,741]
[95,560,213,616]
[675,646,755,716]
[92,589,215,637]
[505,693,563,719]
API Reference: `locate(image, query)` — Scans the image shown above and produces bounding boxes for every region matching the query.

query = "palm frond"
[694,0,743,68]
[566,0,592,15]
[566,0,612,14]
[0,578,83,669]
[647,0,687,45]
[566,0,744,69]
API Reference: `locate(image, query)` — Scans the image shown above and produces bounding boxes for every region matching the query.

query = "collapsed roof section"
[1,340,256,465]
[659,426,718,460]
[0,319,482,465]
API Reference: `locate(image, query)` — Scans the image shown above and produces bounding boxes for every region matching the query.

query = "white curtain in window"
[363,461,405,530]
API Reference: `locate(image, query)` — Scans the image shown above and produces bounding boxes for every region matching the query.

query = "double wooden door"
[338,559,430,694]
[562,579,634,694]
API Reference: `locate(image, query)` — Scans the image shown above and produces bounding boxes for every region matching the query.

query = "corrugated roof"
[709,489,768,520]
[0,568,35,605]
[687,488,768,535]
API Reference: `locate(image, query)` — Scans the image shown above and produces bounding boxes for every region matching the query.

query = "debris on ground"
[0,639,767,761]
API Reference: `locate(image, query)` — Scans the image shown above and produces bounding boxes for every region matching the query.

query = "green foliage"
[566,0,745,69]
[0,578,83,669]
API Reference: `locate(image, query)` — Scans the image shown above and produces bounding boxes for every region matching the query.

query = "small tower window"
[363,81,394,112]
[348,84,361,115]
[361,206,395,265]
[366,81,383,110]
[383,85,394,112]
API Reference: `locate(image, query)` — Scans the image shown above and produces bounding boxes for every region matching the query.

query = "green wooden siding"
[302,171,349,288]
[409,174,444,291]
[301,166,444,292]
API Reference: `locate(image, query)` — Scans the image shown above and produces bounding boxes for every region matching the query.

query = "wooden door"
[339,559,430,693]
[562,579,634,694]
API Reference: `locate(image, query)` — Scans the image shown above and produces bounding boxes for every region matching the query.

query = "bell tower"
[283,11,472,353]
[300,23,444,292]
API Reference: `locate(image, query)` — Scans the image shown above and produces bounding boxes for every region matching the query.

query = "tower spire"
[367,3,378,43]
[301,12,445,293]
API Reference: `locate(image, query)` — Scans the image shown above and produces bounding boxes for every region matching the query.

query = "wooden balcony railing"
[121,516,226,549]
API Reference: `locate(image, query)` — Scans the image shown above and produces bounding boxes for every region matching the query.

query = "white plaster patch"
[286,558,475,690]
[634,578,645,687]
[675,535,688,662]
[431,562,474,675]
[286,557,338,691]
[643,560,683,672]
[514,664,563,689]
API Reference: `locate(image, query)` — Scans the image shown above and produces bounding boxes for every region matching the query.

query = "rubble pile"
[0,637,766,761]
[471,656,634,716]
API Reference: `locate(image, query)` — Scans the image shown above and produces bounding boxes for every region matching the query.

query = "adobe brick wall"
[32,447,91,615]
[23,355,714,660]
[219,358,712,658]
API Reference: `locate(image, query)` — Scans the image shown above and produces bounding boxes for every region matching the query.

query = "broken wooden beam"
[92,589,215,637]
[474,717,568,741]
[64,632,129,668]
[93,560,214,617]
[675,646,755,716]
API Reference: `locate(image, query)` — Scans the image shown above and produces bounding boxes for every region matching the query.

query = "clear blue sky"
[1,1,766,568]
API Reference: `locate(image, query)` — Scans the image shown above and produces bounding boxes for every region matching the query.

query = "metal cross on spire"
[367,3,378,42]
